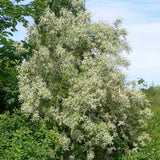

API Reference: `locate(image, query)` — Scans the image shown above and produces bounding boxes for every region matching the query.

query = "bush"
[129,84,160,160]
[0,110,62,160]
[141,86,160,159]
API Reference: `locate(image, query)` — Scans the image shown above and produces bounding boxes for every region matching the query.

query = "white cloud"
[87,0,160,84]
[87,0,160,24]
[125,23,160,82]
[126,23,160,52]
[88,7,136,23]
[126,51,160,79]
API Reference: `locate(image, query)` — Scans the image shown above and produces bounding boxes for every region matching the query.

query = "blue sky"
[86,0,160,85]
[13,0,160,85]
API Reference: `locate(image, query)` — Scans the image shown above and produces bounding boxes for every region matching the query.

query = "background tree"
[17,1,152,159]
[0,0,31,113]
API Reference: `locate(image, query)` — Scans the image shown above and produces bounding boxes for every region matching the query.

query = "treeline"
[0,0,159,159]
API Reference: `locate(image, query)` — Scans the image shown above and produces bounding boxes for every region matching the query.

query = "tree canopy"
[17,1,152,159]
[30,0,86,24]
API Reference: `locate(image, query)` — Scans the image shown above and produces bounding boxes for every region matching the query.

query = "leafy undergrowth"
[0,110,63,160]
[143,86,160,159]
[142,105,160,159]
[132,86,160,160]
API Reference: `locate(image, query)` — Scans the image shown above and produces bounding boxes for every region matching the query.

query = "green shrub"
[0,110,62,160]
[140,105,160,160]
[131,84,160,160]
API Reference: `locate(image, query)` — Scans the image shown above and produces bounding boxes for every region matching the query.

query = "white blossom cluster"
[17,1,152,159]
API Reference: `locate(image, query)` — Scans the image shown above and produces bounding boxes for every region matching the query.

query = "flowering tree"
[17,1,152,159]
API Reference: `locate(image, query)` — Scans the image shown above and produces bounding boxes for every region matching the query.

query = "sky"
[86,0,160,86]
[13,0,160,85]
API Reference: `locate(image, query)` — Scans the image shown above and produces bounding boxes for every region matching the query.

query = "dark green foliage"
[141,105,160,159]
[0,0,30,58]
[0,59,20,113]
[0,0,29,39]
[0,0,31,113]
[0,110,62,159]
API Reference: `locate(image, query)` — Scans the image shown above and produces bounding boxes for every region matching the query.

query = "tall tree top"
[30,0,86,24]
